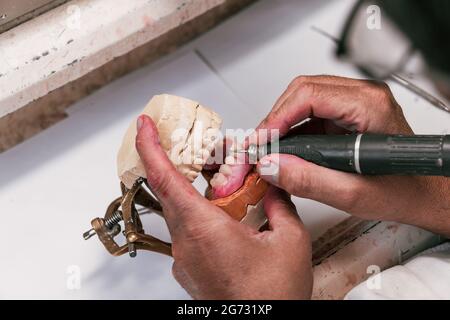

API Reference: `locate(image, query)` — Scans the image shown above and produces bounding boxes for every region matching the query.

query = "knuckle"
[289,77,318,98]
[298,81,316,96]
[285,168,314,198]
[378,85,395,106]
[290,76,309,87]
[339,180,365,212]
[135,134,146,152]
[377,81,391,93]
[270,106,289,126]
[265,110,278,123]
[147,171,172,195]
[259,116,271,129]
[277,174,295,194]
[368,83,409,134]
[367,81,395,106]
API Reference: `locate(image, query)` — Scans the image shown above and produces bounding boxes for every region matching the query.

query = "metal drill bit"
[234,144,260,164]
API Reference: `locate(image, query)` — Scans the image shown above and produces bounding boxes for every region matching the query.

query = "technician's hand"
[135,115,313,300]
[256,75,450,237]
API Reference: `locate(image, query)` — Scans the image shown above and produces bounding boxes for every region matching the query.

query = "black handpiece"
[250,134,450,177]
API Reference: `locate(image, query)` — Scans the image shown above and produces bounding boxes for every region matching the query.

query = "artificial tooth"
[225,156,236,165]
[219,164,233,176]
[210,173,227,187]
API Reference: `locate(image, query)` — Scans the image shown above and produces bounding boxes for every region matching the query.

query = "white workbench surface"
[1,0,449,299]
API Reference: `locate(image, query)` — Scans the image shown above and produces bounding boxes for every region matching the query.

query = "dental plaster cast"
[117,94,222,188]
[117,94,268,229]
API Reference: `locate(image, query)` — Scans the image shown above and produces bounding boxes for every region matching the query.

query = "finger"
[135,115,219,225]
[245,78,310,148]
[135,115,198,203]
[299,75,370,87]
[270,78,301,114]
[251,83,355,146]
[256,76,407,142]
[257,154,367,213]
[268,75,367,115]
[258,75,368,130]
[263,186,303,234]
[288,118,350,135]
[258,83,370,137]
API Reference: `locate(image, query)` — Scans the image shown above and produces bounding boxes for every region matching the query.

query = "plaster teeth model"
[85,94,269,258]
[117,94,222,188]
[117,93,268,231]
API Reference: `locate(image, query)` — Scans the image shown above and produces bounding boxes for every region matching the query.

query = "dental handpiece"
[246,134,450,177]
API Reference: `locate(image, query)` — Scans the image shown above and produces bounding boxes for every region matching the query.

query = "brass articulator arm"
[83,178,172,257]
[84,171,268,258]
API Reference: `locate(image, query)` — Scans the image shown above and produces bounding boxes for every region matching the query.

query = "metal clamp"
[83,178,171,257]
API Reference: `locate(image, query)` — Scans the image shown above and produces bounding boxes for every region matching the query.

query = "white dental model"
[84,94,266,259]
[117,94,222,189]
[117,93,268,230]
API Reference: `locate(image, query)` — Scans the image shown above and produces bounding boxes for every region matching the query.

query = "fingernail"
[257,157,279,184]
[259,156,271,166]
[137,115,144,131]
[246,132,258,147]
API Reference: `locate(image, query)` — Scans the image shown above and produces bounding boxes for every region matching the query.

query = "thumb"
[263,186,304,233]
[136,115,233,240]
[135,115,207,221]
[257,154,364,212]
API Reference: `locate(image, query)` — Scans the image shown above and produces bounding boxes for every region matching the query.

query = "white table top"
[1,0,448,299]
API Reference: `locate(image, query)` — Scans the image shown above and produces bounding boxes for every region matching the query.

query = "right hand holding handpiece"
[255,75,450,237]
[135,115,313,299]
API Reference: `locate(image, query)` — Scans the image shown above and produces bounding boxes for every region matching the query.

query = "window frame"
[0,0,69,34]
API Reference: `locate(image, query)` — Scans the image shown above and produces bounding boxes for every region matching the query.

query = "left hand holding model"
[135,115,313,299]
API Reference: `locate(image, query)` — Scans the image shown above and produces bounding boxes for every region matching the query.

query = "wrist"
[407,177,450,237]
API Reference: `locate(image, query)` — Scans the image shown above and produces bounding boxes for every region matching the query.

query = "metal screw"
[83,210,123,240]
[104,210,123,227]
[128,243,137,258]
[83,228,96,240]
